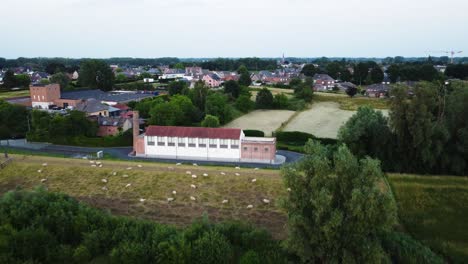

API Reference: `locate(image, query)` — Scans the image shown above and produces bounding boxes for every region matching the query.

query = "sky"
[1,0,467,58]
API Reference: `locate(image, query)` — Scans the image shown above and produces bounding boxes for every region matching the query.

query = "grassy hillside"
[389,174,468,263]
[0,155,466,261]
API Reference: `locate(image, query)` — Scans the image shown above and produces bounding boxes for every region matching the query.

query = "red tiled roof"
[145,126,241,139]
[113,103,130,110]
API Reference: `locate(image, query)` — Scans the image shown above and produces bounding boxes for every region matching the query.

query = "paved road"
[3,140,304,169]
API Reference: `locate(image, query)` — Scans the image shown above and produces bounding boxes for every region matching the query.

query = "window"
[147,136,155,146]
[220,139,228,148]
[264,147,269,152]
[254,147,258,152]
[157,136,165,146]
[199,138,207,148]
[168,137,176,146]
[178,137,185,147]
[231,140,239,149]
[188,138,196,147]
[243,147,248,151]
[209,139,217,148]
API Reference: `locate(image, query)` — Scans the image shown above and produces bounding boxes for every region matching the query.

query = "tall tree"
[78,59,115,91]
[282,140,397,263]
[224,80,241,98]
[300,64,317,77]
[168,81,188,96]
[50,72,70,90]
[255,88,274,109]
[2,70,16,88]
[370,67,384,84]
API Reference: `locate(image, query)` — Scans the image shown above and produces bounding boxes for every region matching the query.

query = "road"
[2,139,303,169]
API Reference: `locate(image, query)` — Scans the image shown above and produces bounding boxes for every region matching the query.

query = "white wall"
[31,101,53,109]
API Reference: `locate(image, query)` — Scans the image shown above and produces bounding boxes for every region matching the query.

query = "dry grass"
[314,93,390,111]
[0,90,30,99]
[223,109,295,136]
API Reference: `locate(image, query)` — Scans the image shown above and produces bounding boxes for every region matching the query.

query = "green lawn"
[389,174,468,263]
[313,93,389,110]
[0,90,30,99]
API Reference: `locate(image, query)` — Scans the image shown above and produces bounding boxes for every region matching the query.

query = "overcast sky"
[1,0,467,58]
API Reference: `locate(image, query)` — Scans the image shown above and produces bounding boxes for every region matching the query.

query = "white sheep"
[139,198,146,202]
[254,167,259,170]
[172,190,177,195]
[102,186,108,191]
[167,197,174,202]
[40,178,47,183]
[191,174,197,179]
[251,178,257,183]
[126,167,132,170]
[220,172,226,175]
[96,161,102,165]
[235,173,240,176]
[263,199,270,204]
[98,164,103,168]
[137,164,142,168]
[112,171,117,176]
[122,174,129,178]
[176,163,181,166]
[101,178,108,183]
[37,169,42,173]
[89,160,95,164]
[168,166,174,170]
[222,199,229,204]
[42,163,48,166]
[235,166,240,169]
[287,188,291,192]
[190,196,196,201]
[247,204,253,209]
[190,184,197,189]
[186,171,191,175]
[193,163,198,166]
[203,173,208,177]
[125,183,131,188]
[91,164,97,167]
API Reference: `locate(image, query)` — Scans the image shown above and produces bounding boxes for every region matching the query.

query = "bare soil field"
[283,102,389,138]
[224,110,295,136]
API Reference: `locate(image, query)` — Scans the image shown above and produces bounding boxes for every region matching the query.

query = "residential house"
[365,83,390,98]
[313,74,336,90]
[96,116,133,137]
[202,73,222,88]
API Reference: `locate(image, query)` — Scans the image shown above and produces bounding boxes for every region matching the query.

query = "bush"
[243,130,264,137]
[382,232,443,264]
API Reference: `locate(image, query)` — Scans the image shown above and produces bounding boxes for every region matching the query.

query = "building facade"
[133,112,276,163]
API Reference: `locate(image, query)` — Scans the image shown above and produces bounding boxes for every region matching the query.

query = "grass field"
[0,155,467,261]
[389,174,468,263]
[0,90,30,99]
[224,109,296,136]
[314,93,390,111]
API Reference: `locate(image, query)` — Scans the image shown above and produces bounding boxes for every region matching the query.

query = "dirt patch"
[224,110,295,136]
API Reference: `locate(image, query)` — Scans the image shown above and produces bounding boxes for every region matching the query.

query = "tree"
[354,62,372,85]
[224,80,241,98]
[237,65,249,75]
[171,95,196,125]
[14,74,31,88]
[0,100,28,139]
[115,74,127,83]
[205,93,233,124]
[294,83,313,102]
[201,115,220,127]
[239,73,252,87]
[78,59,114,91]
[50,72,70,90]
[345,86,358,97]
[289,78,301,87]
[282,140,397,263]
[2,70,16,88]
[45,62,65,74]
[190,81,208,111]
[174,62,185,69]
[255,88,274,109]
[191,231,232,264]
[168,81,188,96]
[235,95,255,113]
[301,64,317,77]
[149,102,182,126]
[273,93,289,109]
[370,67,384,84]
[386,64,400,83]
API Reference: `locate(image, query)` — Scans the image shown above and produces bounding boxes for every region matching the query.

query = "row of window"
[244,146,270,152]
[147,137,239,149]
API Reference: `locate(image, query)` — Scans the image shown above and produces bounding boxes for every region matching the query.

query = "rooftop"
[61,89,155,102]
[145,126,242,139]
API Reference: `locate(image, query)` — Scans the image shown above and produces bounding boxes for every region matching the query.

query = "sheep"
[101,178,108,183]
[220,172,226,175]
[40,178,47,183]
[247,204,253,209]
[168,166,174,170]
[126,167,132,170]
[112,171,117,176]
[235,173,240,176]
[254,167,259,170]
[137,164,142,168]
[96,161,102,165]
[139,198,146,202]
[37,169,42,173]
[263,199,270,204]
[42,163,48,166]
[91,164,97,167]
[190,196,196,201]
[186,171,191,175]
[122,174,129,178]
[176,163,181,166]
[287,187,291,192]
[102,186,108,191]
[222,199,229,204]
[98,164,103,168]
[89,160,95,164]
[191,174,197,179]
[235,166,240,169]
[203,173,208,177]
[190,184,197,189]
[251,178,257,183]
[125,183,131,188]
[172,190,177,195]
[167,197,174,202]
[193,163,198,166]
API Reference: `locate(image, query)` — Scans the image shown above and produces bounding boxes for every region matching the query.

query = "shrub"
[243,130,264,137]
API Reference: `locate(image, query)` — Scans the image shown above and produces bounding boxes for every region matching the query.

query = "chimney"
[132,111,140,153]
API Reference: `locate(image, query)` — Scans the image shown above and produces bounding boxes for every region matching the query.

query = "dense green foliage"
[255,88,274,109]
[78,59,115,91]
[242,130,265,137]
[1,70,30,88]
[282,140,398,262]
[339,81,468,175]
[0,189,287,264]
[0,100,28,139]
[201,115,220,128]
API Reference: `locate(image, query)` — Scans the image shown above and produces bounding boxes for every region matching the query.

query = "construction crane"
[428,50,463,64]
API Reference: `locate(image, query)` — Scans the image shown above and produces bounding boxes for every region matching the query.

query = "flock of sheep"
[37,160,274,209]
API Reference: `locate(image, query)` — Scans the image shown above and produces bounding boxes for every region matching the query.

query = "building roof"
[145,126,242,139]
[98,116,128,127]
[313,74,335,81]
[75,99,109,113]
[61,89,154,103]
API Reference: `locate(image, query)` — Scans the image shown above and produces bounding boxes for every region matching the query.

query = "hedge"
[243,130,265,137]
[274,131,337,146]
